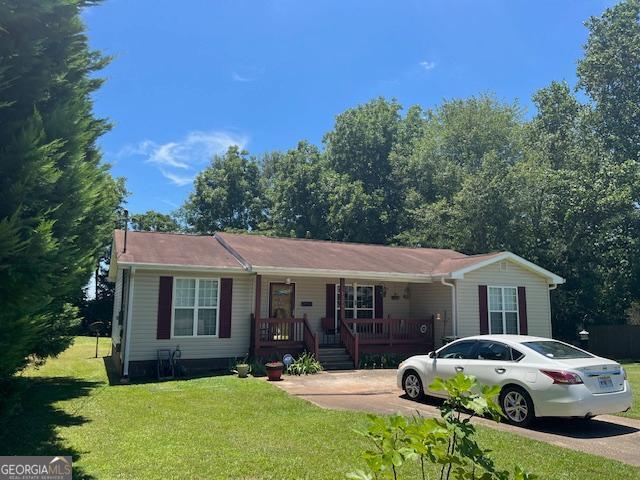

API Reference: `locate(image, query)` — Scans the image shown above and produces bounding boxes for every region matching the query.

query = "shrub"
[347,373,537,480]
[359,353,403,369]
[287,352,323,375]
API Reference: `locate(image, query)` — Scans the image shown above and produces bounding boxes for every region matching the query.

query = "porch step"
[318,346,355,370]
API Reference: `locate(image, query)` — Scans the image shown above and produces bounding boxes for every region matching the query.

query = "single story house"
[108,230,564,378]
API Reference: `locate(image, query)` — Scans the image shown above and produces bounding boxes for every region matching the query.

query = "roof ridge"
[217,231,462,254]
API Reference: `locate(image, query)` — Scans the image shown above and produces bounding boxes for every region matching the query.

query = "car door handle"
[455,366,464,372]
[495,368,506,374]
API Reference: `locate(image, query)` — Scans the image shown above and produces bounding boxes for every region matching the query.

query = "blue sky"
[84,0,615,214]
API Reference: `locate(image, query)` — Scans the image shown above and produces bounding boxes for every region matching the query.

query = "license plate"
[598,375,613,389]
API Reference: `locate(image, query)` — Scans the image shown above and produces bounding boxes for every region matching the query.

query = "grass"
[0,337,638,480]
[620,362,640,420]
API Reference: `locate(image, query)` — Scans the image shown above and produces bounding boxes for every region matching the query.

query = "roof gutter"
[114,261,247,273]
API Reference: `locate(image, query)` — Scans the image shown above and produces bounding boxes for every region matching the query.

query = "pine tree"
[0,0,121,381]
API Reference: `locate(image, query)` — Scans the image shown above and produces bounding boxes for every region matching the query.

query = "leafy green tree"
[394,95,523,237]
[525,81,586,169]
[263,141,330,239]
[577,0,640,162]
[131,210,180,232]
[0,0,121,381]
[183,146,264,232]
[324,97,401,191]
[324,172,387,243]
[324,98,403,242]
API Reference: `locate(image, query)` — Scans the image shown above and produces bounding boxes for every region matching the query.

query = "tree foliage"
[183,146,264,233]
[0,0,122,380]
[131,210,180,232]
[578,0,640,162]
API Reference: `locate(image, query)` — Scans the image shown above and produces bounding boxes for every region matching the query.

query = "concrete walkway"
[272,369,640,467]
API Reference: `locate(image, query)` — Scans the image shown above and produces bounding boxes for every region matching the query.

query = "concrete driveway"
[272,369,640,467]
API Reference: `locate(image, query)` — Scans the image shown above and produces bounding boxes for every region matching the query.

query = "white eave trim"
[115,261,248,274]
[250,265,433,283]
[447,252,565,285]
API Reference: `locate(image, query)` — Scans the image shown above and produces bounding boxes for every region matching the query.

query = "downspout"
[122,266,135,379]
[548,283,557,337]
[440,278,457,338]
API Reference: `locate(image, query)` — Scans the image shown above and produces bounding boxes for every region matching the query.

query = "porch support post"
[254,274,262,356]
[339,277,346,325]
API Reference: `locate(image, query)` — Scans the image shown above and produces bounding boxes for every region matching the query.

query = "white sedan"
[397,335,632,426]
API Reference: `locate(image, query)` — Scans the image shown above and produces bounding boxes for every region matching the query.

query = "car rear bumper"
[533,381,633,417]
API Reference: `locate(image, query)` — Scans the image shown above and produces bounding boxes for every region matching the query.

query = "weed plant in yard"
[0,337,638,479]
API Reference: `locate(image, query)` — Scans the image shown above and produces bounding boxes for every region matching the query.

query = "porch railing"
[340,317,359,367]
[256,315,318,357]
[345,318,434,346]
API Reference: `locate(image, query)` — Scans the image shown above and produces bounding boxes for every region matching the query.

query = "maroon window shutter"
[374,285,384,319]
[478,285,489,335]
[517,286,528,335]
[326,284,336,319]
[157,276,173,339]
[219,278,233,338]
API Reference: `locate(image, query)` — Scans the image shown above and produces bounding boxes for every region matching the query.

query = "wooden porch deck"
[252,316,435,367]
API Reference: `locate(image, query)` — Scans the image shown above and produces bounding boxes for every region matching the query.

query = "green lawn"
[1,337,639,480]
[621,362,640,420]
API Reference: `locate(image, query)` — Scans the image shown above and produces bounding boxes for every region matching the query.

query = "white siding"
[456,260,552,338]
[409,283,454,346]
[111,268,123,346]
[128,270,254,361]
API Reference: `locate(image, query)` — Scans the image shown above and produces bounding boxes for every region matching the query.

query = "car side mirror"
[428,351,436,358]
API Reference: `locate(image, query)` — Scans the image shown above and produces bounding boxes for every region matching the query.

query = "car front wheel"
[500,386,535,427]
[403,371,424,400]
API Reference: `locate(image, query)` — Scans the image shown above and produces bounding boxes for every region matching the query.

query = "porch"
[250,275,453,368]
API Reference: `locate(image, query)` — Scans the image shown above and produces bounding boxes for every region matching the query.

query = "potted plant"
[265,361,284,381]
[234,363,250,378]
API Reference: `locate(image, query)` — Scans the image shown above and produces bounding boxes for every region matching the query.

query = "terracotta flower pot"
[265,362,284,381]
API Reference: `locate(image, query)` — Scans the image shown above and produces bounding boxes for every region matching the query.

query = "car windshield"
[522,341,594,359]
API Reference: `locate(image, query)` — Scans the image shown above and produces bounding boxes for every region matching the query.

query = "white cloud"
[121,130,249,186]
[232,72,256,82]
[231,66,264,82]
[419,60,436,71]
[160,169,194,186]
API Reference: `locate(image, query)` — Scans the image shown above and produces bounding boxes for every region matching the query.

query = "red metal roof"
[113,230,244,269]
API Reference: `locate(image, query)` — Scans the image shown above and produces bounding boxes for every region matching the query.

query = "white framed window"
[336,283,374,320]
[172,278,220,337]
[488,286,519,334]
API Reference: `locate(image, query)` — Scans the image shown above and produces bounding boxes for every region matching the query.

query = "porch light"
[578,329,589,341]
[285,278,291,285]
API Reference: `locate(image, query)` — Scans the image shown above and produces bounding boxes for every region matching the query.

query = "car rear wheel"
[500,386,535,427]
[403,371,424,400]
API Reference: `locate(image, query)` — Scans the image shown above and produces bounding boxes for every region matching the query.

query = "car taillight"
[540,369,583,385]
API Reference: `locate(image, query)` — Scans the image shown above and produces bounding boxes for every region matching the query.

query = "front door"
[269,283,295,318]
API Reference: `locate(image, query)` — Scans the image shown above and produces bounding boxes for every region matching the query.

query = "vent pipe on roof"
[123,209,129,253]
